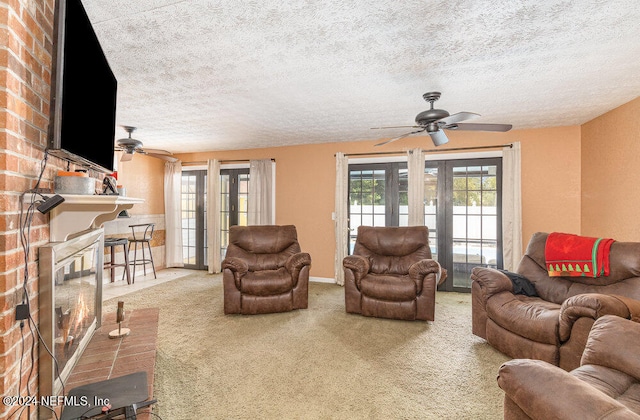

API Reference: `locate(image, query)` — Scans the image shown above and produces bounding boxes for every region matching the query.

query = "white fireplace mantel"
[48,194,144,242]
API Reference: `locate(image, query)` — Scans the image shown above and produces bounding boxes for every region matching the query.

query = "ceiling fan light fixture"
[428,130,449,146]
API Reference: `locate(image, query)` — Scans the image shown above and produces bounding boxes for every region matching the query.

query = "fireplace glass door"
[39,229,103,399]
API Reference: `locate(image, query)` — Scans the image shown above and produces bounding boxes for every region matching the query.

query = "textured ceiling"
[82,0,640,153]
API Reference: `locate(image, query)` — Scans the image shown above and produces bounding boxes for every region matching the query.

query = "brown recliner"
[497,315,640,419]
[343,226,445,321]
[472,232,640,371]
[222,225,311,315]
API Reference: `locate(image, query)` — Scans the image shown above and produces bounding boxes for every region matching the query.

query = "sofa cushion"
[572,365,640,415]
[486,292,561,345]
[241,268,292,296]
[360,274,417,302]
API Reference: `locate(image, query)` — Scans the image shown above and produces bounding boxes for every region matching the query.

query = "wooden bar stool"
[104,237,131,284]
[128,223,156,282]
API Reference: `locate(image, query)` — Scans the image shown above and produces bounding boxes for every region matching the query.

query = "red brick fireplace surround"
[1,1,60,419]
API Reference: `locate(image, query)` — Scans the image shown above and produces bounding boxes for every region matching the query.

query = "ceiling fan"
[115,126,177,162]
[372,92,512,147]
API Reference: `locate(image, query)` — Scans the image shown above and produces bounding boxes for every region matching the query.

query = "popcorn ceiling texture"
[82,0,640,152]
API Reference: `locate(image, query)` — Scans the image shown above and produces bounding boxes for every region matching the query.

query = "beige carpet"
[105,273,509,419]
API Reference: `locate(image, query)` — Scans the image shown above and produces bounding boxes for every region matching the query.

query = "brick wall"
[1,0,55,418]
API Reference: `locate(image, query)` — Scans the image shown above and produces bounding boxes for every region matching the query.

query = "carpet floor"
[105,273,509,419]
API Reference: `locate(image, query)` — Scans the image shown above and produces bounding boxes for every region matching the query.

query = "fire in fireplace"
[39,228,103,401]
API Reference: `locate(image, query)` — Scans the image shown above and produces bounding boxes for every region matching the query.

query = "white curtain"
[207,159,221,273]
[502,142,523,271]
[163,160,184,267]
[334,152,349,286]
[407,148,425,226]
[248,159,274,225]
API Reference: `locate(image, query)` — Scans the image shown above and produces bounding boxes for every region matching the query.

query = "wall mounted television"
[47,0,117,174]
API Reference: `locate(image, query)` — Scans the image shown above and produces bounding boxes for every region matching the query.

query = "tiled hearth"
[60,308,159,419]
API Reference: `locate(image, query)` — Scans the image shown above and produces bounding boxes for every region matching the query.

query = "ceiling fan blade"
[370,125,421,130]
[375,129,425,147]
[142,148,173,156]
[428,130,449,146]
[436,112,480,126]
[147,153,178,162]
[120,152,134,162]
[445,122,513,132]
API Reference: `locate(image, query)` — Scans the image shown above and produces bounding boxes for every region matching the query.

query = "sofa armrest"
[285,252,312,281]
[581,315,640,380]
[470,267,513,302]
[409,259,445,293]
[222,257,249,289]
[221,257,248,274]
[497,359,637,420]
[343,255,369,287]
[558,293,639,342]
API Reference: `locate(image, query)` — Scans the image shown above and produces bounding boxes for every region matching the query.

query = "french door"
[347,162,408,252]
[181,170,208,269]
[431,158,503,292]
[220,168,249,259]
[181,168,250,269]
[348,157,502,292]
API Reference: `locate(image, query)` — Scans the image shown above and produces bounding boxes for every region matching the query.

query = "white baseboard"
[310,276,336,284]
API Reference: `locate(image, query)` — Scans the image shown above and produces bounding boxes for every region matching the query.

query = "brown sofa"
[497,315,640,419]
[222,225,311,315]
[472,232,640,371]
[343,226,445,321]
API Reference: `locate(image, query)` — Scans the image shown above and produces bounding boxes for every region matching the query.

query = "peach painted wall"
[581,97,640,240]
[115,152,166,215]
[176,126,582,279]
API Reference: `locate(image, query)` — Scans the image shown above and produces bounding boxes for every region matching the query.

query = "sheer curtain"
[206,159,221,273]
[407,148,425,226]
[248,159,274,225]
[502,142,523,271]
[163,160,183,267]
[334,152,349,286]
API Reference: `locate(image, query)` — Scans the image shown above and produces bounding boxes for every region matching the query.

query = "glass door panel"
[448,161,502,291]
[348,167,387,253]
[181,170,207,269]
[220,169,250,260]
[424,165,439,261]
[181,172,197,266]
[398,168,409,226]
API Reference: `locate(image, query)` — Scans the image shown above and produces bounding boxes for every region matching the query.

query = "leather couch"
[472,232,640,371]
[343,226,445,321]
[222,225,311,315]
[497,315,640,419]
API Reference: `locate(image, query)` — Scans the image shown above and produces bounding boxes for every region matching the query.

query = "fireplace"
[38,228,104,400]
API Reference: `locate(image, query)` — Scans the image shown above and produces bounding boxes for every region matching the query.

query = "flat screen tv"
[47,0,117,174]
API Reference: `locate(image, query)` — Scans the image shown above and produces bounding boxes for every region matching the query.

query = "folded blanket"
[545,232,615,278]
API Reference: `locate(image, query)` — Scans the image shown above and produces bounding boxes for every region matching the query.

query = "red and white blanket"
[545,232,614,277]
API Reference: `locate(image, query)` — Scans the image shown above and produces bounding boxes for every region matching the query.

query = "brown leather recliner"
[343,226,445,321]
[222,225,311,315]
[472,232,640,371]
[497,315,640,419]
